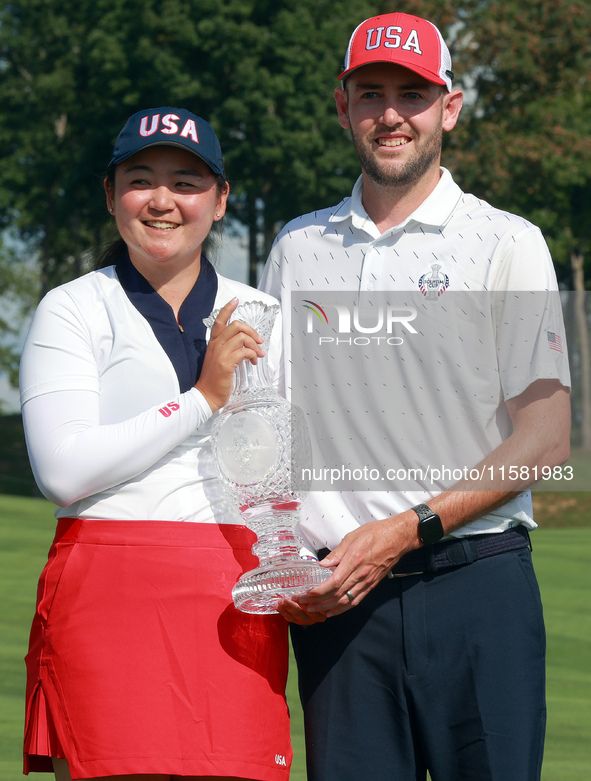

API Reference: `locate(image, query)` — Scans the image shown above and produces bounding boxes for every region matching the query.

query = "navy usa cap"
[109,107,224,176]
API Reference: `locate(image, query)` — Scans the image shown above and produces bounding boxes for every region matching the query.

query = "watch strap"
[413,503,434,522]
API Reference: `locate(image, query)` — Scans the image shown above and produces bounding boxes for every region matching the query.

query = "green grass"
[0,495,56,780]
[0,495,589,780]
[535,530,591,778]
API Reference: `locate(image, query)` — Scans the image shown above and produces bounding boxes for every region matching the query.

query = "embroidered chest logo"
[418,264,449,300]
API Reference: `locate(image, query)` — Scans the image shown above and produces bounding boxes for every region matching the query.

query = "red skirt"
[24,518,291,780]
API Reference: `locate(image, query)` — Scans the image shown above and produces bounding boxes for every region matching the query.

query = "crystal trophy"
[205,301,332,614]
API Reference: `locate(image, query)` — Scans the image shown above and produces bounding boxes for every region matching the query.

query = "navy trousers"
[291,548,546,781]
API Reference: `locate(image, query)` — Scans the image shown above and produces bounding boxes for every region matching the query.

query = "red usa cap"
[108,107,224,176]
[339,12,454,91]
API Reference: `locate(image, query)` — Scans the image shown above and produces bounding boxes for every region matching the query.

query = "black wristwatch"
[413,503,444,545]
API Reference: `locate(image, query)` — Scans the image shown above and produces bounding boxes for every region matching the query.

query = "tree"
[0,0,360,292]
[0,0,469,294]
[0,235,39,409]
[446,0,591,288]
[0,0,219,297]
[206,0,472,283]
[4,0,586,290]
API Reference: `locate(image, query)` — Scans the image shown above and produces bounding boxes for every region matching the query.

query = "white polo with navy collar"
[21,264,282,525]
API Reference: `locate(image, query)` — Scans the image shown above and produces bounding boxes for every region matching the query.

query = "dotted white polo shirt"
[260,168,570,551]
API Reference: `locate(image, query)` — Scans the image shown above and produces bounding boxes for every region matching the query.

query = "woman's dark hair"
[95,163,228,270]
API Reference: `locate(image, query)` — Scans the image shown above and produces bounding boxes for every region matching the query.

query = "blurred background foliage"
[0,0,589,416]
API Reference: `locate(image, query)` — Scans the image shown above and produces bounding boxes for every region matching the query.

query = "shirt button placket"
[362,244,378,291]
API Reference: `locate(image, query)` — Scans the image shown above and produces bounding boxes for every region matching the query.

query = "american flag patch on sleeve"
[547,331,563,353]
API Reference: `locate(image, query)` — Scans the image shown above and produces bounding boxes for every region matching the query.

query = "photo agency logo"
[302,298,418,347]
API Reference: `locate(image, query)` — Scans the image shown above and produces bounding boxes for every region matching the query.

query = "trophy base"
[232,560,333,614]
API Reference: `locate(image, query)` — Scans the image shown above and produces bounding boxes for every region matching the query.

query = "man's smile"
[377,137,411,147]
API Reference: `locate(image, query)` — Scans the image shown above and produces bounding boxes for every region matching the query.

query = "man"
[259,12,571,781]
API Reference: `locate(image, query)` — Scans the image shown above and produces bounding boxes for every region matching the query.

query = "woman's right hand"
[195,298,265,412]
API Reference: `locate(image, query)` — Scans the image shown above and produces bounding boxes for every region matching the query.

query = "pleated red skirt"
[24,518,292,780]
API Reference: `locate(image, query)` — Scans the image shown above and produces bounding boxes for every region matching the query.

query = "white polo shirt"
[259,168,570,551]
[20,263,282,524]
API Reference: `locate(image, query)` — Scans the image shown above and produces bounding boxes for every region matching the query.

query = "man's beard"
[351,127,443,188]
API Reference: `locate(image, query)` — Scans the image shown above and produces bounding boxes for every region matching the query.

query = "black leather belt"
[318,525,531,577]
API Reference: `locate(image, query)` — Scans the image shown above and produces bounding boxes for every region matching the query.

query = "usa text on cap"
[109,107,225,176]
[339,12,454,91]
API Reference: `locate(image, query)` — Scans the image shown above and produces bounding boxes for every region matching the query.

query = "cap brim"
[338,60,447,87]
[109,140,224,177]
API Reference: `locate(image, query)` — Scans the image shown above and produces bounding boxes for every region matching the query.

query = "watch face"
[419,513,444,544]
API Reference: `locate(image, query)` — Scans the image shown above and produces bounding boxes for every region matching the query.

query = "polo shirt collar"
[329,167,462,236]
[116,252,218,392]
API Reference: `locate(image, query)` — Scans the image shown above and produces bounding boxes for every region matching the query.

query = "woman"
[20,107,291,781]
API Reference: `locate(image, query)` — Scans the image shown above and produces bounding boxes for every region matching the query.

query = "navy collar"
[116,253,218,392]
